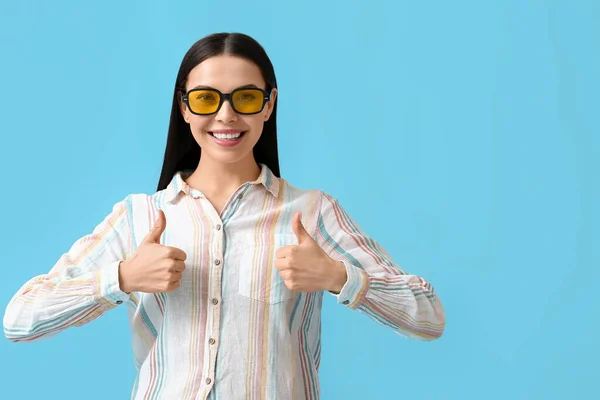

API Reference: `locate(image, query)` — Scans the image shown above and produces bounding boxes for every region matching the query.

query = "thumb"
[292,212,311,244]
[144,210,166,244]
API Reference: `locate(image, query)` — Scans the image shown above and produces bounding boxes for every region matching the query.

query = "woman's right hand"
[118,210,187,293]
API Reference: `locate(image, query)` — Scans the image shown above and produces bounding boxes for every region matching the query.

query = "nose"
[215,99,238,124]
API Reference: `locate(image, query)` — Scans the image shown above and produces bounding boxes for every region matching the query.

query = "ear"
[264,88,278,122]
[178,89,190,124]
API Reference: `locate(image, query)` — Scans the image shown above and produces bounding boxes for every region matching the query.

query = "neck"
[185,155,261,196]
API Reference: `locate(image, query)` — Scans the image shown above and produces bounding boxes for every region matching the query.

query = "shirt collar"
[165,163,280,204]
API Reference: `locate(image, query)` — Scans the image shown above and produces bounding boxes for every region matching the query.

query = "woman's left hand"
[275,212,348,293]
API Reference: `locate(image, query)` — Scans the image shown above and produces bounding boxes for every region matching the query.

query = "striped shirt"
[3,164,445,399]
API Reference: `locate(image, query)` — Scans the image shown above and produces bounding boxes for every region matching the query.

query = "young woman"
[4,32,445,399]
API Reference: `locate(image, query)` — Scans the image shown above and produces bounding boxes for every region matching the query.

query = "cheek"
[189,117,211,136]
[245,115,266,133]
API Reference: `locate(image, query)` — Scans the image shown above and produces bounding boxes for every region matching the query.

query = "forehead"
[186,55,266,91]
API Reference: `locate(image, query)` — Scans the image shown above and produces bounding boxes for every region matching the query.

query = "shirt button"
[209,338,216,345]
[206,378,212,385]
[237,193,243,200]
[212,298,219,305]
[116,300,123,305]
[214,259,221,266]
[343,300,349,305]
[216,224,222,231]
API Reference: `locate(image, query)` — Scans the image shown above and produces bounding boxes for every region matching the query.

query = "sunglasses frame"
[181,87,271,116]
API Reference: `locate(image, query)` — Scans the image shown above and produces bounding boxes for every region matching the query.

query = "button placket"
[205,219,224,393]
[192,195,223,395]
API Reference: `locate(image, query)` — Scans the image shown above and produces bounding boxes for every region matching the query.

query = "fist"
[118,210,187,293]
[275,212,347,293]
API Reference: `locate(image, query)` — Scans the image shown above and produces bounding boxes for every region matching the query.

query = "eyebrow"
[191,84,261,91]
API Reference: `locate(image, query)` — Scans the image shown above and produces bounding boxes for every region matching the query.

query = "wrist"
[328,259,347,294]
[118,260,133,294]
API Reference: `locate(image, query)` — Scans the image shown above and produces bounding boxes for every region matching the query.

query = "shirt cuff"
[95,261,130,308]
[331,260,370,309]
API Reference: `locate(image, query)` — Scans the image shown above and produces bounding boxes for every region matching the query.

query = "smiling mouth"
[208,131,247,141]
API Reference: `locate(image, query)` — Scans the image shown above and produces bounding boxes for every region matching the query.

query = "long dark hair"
[156,32,280,192]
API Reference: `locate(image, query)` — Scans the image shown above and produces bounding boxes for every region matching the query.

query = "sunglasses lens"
[187,90,220,114]
[232,89,265,114]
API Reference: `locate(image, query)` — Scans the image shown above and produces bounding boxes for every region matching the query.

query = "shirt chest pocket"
[236,233,298,304]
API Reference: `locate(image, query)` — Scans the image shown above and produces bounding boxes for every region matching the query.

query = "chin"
[201,148,255,165]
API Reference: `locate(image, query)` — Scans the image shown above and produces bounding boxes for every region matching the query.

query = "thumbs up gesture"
[275,212,348,293]
[118,210,187,293]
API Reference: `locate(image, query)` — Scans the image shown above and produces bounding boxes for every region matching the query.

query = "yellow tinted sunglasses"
[181,87,271,116]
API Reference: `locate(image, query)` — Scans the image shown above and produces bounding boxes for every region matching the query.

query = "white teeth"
[212,132,242,140]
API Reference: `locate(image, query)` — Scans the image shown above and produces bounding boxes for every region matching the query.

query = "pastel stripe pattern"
[3,164,445,399]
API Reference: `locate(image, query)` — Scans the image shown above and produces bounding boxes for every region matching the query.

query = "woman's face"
[180,55,277,166]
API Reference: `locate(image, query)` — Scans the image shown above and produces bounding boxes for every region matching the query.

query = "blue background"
[1,1,598,399]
